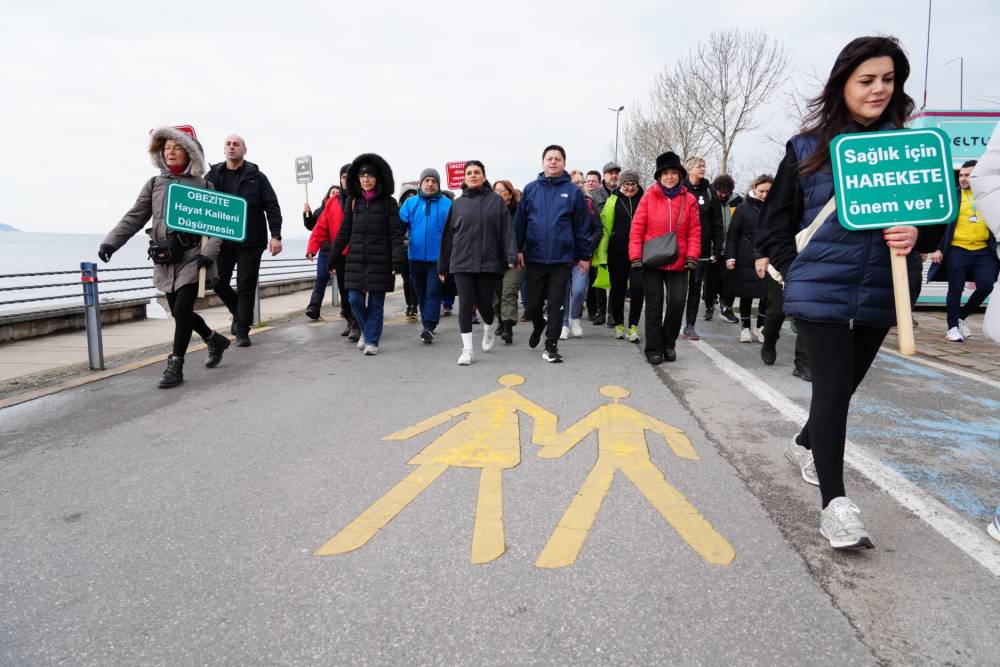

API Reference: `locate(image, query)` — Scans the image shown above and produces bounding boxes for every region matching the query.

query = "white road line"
[879,348,1000,391]
[690,339,1000,578]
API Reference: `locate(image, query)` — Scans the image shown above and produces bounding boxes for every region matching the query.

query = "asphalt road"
[2,293,998,665]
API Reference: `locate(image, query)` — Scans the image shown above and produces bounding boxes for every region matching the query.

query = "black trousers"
[331,253,353,322]
[738,296,768,328]
[703,261,733,310]
[525,262,572,344]
[763,275,808,369]
[586,268,606,316]
[608,253,644,327]
[796,320,888,508]
[401,257,415,307]
[454,273,498,333]
[214,243,265,336]
[166,283,212,358]
[641,269,687,356]
[685,261,707,324]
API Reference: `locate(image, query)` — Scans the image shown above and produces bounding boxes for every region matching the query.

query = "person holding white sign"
[99,126,227,388]
[755,36,944,551]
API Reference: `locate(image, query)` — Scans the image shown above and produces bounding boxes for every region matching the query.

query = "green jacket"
[594,193,617,266]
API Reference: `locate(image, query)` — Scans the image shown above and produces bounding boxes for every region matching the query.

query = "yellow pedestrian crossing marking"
[314,378,734,568]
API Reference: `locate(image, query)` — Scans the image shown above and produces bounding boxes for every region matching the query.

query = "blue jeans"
[408,260,442,331]
[946,246,999,328]
[348,290,386,346]
[562,264,589,325]
[307,250,335,312]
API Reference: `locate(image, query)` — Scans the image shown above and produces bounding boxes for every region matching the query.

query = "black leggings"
[795,320,888,508]
[608,253,644,327]
[454,273,497,333]
[166,283,213,358]
[738,297,768,328]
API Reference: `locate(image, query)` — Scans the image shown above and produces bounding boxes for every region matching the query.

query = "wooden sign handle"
[890,252,915,356]
[197,236,207,298]
[304,182,309,205]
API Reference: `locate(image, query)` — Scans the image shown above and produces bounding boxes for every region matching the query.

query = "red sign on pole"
[446,161,466,190]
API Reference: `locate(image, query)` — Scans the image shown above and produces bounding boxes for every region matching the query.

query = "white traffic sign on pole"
[296,156,314,184]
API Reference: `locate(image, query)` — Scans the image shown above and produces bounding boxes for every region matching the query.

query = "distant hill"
[0,223,20,231]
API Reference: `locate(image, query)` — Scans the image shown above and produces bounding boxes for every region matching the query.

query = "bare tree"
[615,66,714,179]
[676,29,790,174]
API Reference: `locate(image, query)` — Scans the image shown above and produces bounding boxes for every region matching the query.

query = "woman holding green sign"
[99,125,228,389]
[756,37,943,551]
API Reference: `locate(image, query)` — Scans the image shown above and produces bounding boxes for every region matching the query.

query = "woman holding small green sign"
[99,126,229,389]
[756,37,943,551]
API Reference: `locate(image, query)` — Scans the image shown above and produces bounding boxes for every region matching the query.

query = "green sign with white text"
[165,183,247,242]
[830,128,956,230]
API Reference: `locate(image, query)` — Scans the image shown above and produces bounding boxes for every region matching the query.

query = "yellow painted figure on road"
[535,386,735,568]
[314,374,557,564]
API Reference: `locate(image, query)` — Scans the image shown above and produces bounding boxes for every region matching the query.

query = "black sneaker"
[720,308,739,324]
[340,322,351,337]
[646,352,664,365]
[664,348,677,362]
[235,335,251,348]
[542,342,563,363]
[592,312,606,326]
[500,320,514,345]
[305,308,320,320]
[761,339,777,366]
[348,326,361,342]
[703,308,714,321]
[442,305,453,316]
[682,324,700,341]
[793,365,812,382]
[528,325,544,349]
[420,329,434,344]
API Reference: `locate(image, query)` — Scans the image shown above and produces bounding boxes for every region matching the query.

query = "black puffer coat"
[438,186,518,275]
[330,153,405,293]
[724,195,766,299]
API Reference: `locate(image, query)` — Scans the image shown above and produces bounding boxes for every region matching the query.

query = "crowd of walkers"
[98,34,1000,550]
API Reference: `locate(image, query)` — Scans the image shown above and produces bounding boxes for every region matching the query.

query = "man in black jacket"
[681,157,723,340]
[205,134,283,347]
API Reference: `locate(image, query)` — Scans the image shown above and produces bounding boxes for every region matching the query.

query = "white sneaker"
[946,327,965,342]
[482,322,497,352]
[958,319,972,338]
[739,328,752,343]
[363,344,378,356]
[357,335,366,350]
[754,326,765,343]
[457,348,473,365]
[820,497,874,550]
[784,434,819,486]
[560,325,569,340]
[569,318,583,338]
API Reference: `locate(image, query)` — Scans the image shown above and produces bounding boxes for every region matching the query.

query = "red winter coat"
[306,197,347,256]
[628,185,701,271]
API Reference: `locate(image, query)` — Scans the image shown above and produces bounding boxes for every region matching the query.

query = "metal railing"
[0,258,323,370]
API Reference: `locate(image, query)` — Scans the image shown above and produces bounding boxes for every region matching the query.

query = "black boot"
[348,321,361,342]
[501,320,514,344]
[204,331,230,368]
[158,354,184,388]
[760,337,777,366]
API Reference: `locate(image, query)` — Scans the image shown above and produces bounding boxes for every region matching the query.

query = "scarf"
[658,182,683,198]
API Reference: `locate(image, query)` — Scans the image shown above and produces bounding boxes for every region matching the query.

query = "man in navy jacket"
[514,145,592,363]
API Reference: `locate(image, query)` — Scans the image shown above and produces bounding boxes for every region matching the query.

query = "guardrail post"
[253,280,262,327]
[80,262,105,370]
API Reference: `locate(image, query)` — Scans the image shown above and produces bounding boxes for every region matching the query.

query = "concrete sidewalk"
[0,288,328,387]
[886,309,1000,377]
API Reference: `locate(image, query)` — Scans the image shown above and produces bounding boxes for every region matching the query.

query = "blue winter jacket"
[399,193,451,262]
[783,131,902,328]
[513,171,592,264]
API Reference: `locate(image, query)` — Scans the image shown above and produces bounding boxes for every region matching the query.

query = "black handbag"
[641,196,683,268]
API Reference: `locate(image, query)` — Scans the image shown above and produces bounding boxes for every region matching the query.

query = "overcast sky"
[2,0,997,237]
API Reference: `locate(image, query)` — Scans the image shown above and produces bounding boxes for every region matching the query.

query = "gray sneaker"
[820,497,874,550]
[784,434,819,486]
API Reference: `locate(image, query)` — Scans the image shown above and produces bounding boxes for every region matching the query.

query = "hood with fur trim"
[346,153,394,200]
[148,126,207,178]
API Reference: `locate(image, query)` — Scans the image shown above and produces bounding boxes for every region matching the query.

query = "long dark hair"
[799,36,914,177]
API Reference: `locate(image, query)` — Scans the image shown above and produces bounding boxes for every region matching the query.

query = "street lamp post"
[943,56,964,109]
[608,105,624,163]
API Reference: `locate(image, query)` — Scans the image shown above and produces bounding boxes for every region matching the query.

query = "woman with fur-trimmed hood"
[330,152,406,355]
[99,126,228,388]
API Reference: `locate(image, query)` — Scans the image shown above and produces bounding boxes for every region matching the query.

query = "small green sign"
[165,183,247,242]
[830,127,957,230]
